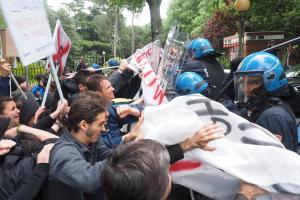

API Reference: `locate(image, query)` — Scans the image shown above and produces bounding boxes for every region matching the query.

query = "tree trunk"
[113,9,119,58]
[131,11,135,54]
[146,0,162,41]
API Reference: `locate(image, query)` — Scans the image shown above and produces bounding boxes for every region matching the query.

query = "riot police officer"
[181,38,226,99]
[234,52,298,152]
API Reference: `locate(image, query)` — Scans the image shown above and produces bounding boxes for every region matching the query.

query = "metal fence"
[12,60,47,83]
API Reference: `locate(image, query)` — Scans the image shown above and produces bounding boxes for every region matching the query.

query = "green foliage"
[165,0,227,36]
[0,10,6,29]
[246,0,300,39]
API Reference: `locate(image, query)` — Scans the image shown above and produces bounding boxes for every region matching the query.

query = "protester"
[234,51,298,151]
[76,58,87,71]
[0,96,20,125]
[52,69,92,108]
[0,59,12,97]
[86,74,143,148]
[0,95,68,134]
[11,76,36,103]
[101,139,171,200]
[41,96,111,200]
[181,38,226,99]
[108,59,141,99]
[32,74,47,101]
[0,124,58,200]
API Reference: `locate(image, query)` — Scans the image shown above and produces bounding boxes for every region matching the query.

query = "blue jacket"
[102,103,143,149]
[256,104,298,152]
[0,76,10,97]
[31,84,45,98]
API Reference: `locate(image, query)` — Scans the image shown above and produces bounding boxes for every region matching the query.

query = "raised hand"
[180,123,224,152]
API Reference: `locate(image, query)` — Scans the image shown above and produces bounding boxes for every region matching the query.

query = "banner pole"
[25,65,29,90]
[49,56,64,101]
[10,72,27,99]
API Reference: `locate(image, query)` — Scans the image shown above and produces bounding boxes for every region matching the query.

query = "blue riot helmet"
[91,63,100,69]
[108,59,119,67]
[234,51,288,105]
[175,72,208,95]
[189,38,214,60]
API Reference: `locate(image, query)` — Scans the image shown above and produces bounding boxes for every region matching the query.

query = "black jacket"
[0,154,36,199]
[108,70,141,99]
[182,57,225,99]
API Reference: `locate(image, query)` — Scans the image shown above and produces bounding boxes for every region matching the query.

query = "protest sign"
[0,0,55,66]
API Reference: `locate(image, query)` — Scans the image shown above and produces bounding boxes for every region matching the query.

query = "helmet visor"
[234,71,264,104]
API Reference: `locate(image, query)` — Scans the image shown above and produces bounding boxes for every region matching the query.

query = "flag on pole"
[47,20,71,76]
[142,94,300,199]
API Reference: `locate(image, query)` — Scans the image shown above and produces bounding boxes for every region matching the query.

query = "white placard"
[0,0,55,66]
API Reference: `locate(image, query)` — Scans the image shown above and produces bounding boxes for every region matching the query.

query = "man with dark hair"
[101,139,171,200]
[86,74,143,148]
[42,95,111,200]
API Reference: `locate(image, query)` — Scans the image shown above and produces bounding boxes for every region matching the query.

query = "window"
[258,35,264,40]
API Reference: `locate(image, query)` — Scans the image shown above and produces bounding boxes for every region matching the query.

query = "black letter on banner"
[210,117,231,136]
[240,137,283,148]
[272,184,299,195]
[187,99,228,116]
[238,123,284,148]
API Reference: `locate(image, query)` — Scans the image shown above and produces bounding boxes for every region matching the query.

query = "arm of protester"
[122,115,144,142]
[4,125,58,141]
[0,62,12,97]
[49,120,63,135]
[115,104,143,127]
[117,104,141,118]
[33,106,46,124]
[108,59,134,93]
[166,123,223,164]
[8,144,54,200]
[180,123,223,152]
[0,139,16,156]
[50,143,106,193]
[50,99,68,120]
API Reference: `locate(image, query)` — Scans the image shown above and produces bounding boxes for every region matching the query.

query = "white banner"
[128,41,163,73]
[0,0,55,66]
[130,51,168,106]
[142,94,300,199]
[46,20,72,75]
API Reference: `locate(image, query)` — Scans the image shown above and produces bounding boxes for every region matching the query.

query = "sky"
[47,0,171,26]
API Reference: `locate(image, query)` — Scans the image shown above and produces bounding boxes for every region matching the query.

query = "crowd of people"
[0,37,299,200]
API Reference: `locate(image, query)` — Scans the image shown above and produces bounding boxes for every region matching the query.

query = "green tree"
[246,0,300,39]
